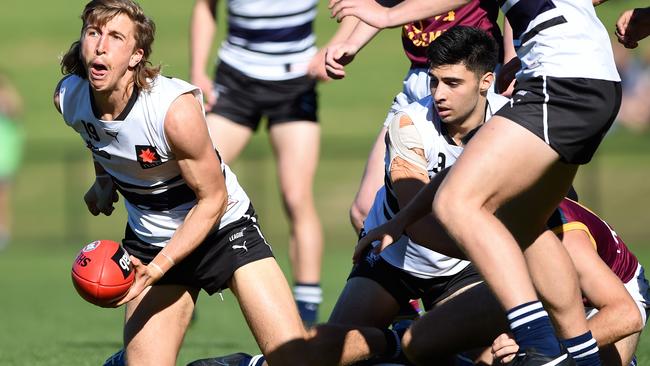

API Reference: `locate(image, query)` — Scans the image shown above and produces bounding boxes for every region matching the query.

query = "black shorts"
[211,61,318,131]
[349,249,482,311]
[495,77,622,164]
[122,204,274,295]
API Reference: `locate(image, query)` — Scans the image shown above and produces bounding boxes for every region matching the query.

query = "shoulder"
[149,76,204,110]
[54,75,85,116]
[396,95,433,122]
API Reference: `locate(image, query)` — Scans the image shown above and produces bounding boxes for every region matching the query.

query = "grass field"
[1,0,650,365]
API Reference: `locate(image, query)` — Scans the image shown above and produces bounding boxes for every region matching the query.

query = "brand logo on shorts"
[232,240,248,253]
[365,250,380,267]
[82,240,101,252]
[135,145,163,169]
[229,230,245,242]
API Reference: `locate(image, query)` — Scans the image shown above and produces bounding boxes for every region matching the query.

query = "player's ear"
[129,49,144,68]
[479,71,495,93]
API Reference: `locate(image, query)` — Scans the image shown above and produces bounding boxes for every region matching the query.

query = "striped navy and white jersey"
[364,92,509,279]
[58,75,251,247]
[218,0,318,81]
[500,0,619,81]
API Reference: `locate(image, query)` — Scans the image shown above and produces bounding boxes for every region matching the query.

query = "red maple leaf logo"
[138,148,157,163]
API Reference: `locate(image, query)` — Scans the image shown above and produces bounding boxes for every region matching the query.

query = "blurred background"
[0,1,649,365]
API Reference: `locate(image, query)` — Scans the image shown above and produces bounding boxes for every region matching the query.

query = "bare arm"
[190,0,218,109]
[496,18,520,96]
[310,15,362,80]
[329,0,470,29]
[324,18,381,79]
[563,230,644,346]
[615,7,650,49]
[388,116,465,258]
[116,92,228,305]
[353,113,459,261]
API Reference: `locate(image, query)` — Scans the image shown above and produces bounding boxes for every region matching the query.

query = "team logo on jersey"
[135,145,163,169]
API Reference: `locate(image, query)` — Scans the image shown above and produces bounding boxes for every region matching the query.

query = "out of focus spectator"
[0,73,24,250]
[612,42,650,132]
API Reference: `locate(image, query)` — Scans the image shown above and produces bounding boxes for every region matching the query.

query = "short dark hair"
[426,26,498,76]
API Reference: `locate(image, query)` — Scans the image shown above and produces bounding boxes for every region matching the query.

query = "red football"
[71,240,134,307]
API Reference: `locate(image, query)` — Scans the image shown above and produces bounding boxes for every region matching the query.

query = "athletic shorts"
[495,76,622,164]
[122,204,274,295]
[585,264,650,325]
[211,61,318,131]
[349,247,482,311]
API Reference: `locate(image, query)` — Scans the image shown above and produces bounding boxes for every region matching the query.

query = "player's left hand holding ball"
[113,256,163,307]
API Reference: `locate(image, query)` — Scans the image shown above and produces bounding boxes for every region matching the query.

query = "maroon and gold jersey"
[548,198,638,283]
[401,0,501,68]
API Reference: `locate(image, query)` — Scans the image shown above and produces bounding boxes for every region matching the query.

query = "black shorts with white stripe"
[122,204,274,295]
[495,76,622,164]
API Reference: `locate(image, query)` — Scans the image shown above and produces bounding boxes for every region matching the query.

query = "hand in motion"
[112,256,162,307]
[307,48,332,81]
[324,43,358,79]
[84,175,119,216]
[496,57,521,97]
[329,0,391,28]
[353,217,406,263]
[191,72,217,110]
[616,8,650,49]
[491,333,519,364]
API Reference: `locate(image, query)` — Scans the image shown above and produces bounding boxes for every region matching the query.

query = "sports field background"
[1,1,649,365]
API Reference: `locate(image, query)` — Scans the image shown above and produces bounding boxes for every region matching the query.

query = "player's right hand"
[496,57,520,97]
[353,217,405,263]
[615,8,650,49]
[191,73,217,110]
[84,175,118,216]
[325,43,358,79]
[491,333,518,364]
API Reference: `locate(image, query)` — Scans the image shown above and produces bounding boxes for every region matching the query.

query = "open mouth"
[89,62,108,78]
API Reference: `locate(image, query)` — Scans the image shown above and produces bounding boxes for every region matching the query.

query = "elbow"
[604,301,645,338]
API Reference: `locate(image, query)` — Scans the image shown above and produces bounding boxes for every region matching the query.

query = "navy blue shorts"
[211,61,318,131]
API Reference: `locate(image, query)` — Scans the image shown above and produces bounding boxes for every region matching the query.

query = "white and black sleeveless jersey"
[218,0,318,81]
[501,0,619,81]
[364,92,509,279]
[58,75,251,247]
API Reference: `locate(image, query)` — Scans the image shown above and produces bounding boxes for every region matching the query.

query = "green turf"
[1,0,650,364]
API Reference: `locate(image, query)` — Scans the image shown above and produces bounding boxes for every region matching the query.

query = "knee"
[401,327,433,366]
[281,186,314,216]
[432,186,462,229]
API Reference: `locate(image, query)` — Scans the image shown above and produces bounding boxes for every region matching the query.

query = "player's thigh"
[404,282,508,358]
[328,277,400,327]
[269,121,320,194]
[600,332,641,366]
[124,285,199,365]
[205,113,253,164]
[229,258,306,353]
[437,116,576,220]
